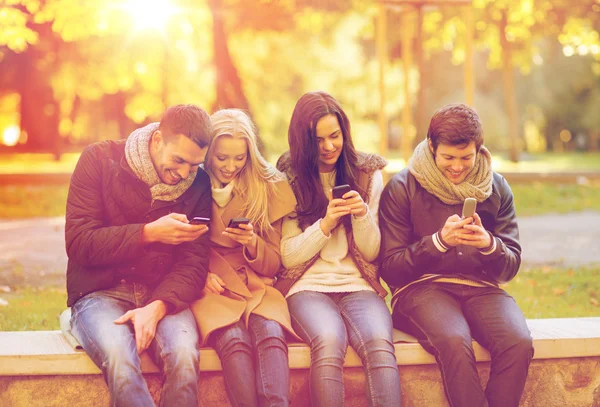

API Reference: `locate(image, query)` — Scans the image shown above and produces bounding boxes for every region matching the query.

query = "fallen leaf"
[552,288,565,296]
[0,286,11,293]
[527,279,537,287]
[568,269,575,277]
[590,298,599,307]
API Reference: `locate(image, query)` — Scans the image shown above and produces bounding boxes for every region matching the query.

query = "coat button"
[458,251,463,256]
[131,266,136,272]
[120,279,127,284]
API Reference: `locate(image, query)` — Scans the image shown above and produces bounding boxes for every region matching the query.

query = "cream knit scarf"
[407,140,493,204]
[206,167,236,208]
[125,122,196,202]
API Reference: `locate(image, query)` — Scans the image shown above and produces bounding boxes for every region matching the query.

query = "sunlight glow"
[124,0,175,32]
[2,125,20,146]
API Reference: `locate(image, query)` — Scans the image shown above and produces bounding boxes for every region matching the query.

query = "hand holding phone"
[332,184,351,200]
[189,217,211,225]
[227,217,250,229]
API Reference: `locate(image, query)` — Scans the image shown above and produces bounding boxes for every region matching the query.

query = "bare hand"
[114,300,167,354]
[204,272,226,294]
[142,213,208,245]
[338,190,367,217]
[456,213,493,249]
[321,198,351,236]
[440,214,474,247]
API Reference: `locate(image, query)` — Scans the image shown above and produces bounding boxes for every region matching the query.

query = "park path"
[0,212,599,288]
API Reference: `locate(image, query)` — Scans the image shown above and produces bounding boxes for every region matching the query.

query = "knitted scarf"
[206,167,236,208]
[407,140,493,204]
[125,122,196,202]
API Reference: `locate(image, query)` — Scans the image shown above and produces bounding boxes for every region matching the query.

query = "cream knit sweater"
[281,170,384,297]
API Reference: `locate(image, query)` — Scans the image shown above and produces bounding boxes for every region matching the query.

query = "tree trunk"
[208,0,250,113]
[499,12,520,162]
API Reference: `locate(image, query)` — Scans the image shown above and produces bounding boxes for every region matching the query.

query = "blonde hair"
[206,109,286,234]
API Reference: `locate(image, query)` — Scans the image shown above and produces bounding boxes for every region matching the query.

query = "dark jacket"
[379,168,521,292]
[65,140,211,313]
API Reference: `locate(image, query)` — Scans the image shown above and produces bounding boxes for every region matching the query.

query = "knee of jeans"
[216,330,253,358]
[355,336,395,359]
[311,331,347,359]
[499,332,534,360]
[432,332,473,357]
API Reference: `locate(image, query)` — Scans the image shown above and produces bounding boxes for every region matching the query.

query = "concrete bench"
[1,317,599,406]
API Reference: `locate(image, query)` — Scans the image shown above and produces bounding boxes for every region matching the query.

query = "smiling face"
[208,135,248,185]
[315,114,344,173]
[150,131,207,185]
[430,140,477,185]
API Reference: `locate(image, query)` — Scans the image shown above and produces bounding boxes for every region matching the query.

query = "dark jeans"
[288,290,402,407]
[70,282,200,407]
[392,282,534,407]
[211,314,290,407]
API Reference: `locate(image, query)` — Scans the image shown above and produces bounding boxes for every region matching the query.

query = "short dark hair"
[427,103,483,152]
[159,104,211,148]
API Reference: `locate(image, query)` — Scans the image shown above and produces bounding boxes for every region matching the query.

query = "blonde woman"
[191,109,298,407]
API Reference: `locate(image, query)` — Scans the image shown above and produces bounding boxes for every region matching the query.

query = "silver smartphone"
[462,198,477,219]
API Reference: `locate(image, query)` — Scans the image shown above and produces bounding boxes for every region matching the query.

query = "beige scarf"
[408,139,493,205]
[206,167,235,208]
[125,122,196,202]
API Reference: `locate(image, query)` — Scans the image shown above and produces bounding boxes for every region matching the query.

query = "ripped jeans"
[70,282,200,407]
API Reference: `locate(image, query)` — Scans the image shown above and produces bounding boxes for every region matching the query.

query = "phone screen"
[190,217,210,225]
[462,198,477,219]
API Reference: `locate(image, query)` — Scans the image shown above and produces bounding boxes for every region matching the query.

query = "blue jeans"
[392,283,534,407]
[70,282,200,407]
[211,314,290,407]
[288,290,401,407]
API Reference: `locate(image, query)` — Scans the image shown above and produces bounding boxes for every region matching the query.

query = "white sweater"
[281,170,384,297]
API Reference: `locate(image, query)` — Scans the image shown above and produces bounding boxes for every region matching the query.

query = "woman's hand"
[340,190,367,217]
[204,272,226,294]
[321,198,351,236]
[223,222,259,258]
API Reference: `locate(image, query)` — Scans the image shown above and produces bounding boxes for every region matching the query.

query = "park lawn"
[1,181,600,219]
[1,266,597,331]
[0,184,69,218]
[0,287,67,331]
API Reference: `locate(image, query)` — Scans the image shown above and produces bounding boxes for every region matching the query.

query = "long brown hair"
[288,91,365,230]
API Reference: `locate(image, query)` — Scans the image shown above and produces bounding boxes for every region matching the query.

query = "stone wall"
[2,357,598,406]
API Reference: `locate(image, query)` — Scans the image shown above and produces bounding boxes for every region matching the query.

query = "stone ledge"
[1,317,599,376]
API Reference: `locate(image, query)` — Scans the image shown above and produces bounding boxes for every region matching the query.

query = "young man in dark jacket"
[66,104,212,406]
[379,104,534,407]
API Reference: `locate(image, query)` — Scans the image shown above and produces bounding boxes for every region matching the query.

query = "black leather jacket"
[379,168,521,291]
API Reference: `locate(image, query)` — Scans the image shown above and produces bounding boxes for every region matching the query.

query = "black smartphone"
[189,217,211,225]
[332,184,351,199]
[227,217,250,228]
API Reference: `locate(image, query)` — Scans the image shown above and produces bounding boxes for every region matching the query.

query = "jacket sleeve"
[65,145,146,266]
[479,176,522,283]
[149,176,212,313]
[378,174,445,287]
[351,170,383,262]
[243,218,284,278]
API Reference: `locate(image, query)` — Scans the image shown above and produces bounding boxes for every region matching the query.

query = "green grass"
[0,286,66,331]
[0,184,69,218]
[512,181,600,216]
[503,266,600,318]
[1,265,597,331]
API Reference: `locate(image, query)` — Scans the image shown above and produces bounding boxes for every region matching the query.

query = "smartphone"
[462,198,477,219]
[189,217,211,225]
[227,217,250,229]
[332,184,351,200]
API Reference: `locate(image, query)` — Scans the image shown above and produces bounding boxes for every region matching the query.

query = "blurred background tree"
[0,0,598,161]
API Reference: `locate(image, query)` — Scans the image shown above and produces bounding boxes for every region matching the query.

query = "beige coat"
[190,180,299,345]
